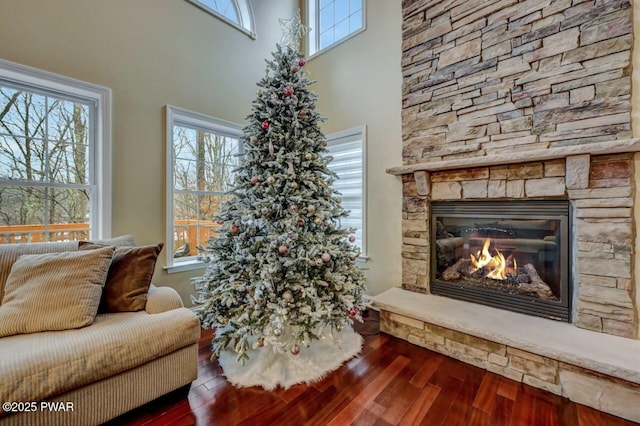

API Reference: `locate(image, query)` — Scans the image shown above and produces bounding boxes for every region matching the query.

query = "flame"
[470,239,509,280]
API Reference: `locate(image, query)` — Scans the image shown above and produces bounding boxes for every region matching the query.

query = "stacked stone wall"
[399,0,637,339]
[401,0,632,164]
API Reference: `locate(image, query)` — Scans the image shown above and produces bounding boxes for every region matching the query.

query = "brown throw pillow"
[0,246,115,337]
[79,242,163,312]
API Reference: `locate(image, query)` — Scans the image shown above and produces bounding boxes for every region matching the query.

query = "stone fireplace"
[373,0,640,422]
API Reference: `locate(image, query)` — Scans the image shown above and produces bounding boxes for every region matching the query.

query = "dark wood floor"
[108,311,639,426]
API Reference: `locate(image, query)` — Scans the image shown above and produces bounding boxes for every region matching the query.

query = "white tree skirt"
[218,326,363,390]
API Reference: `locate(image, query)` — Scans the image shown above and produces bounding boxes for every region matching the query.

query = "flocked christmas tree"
[192,12,367,366]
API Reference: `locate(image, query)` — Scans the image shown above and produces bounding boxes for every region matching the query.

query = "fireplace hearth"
[431,200,570,321]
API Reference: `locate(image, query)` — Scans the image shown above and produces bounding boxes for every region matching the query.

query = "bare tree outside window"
[172,124,240,259]
[0,85,92,243]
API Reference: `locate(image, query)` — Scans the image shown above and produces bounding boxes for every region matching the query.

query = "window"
[325,126,367,259]
[166,106,243,273]
[187,0,256,38]
[308,0,365,56]
[0,59,111,244]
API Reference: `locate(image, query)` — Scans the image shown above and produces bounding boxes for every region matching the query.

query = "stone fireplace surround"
[374,139,640,421]
[372,0,640,421]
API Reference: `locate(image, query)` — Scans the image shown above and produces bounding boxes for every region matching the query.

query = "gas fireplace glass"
[431,200,570,321]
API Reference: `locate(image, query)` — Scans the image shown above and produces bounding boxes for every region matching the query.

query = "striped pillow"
[0,246,115,337]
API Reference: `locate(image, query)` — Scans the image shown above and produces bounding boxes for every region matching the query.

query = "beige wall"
[305,1,403,296]
[0,0,297,303]
[0,0,402,302]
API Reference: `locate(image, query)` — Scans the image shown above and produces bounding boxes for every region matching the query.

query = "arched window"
[187,0,255,38]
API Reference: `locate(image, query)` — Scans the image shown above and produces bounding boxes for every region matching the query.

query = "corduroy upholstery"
[0,240,200,426]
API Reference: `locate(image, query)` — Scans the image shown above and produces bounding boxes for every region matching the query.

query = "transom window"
[0,59,111,244]
[186,0,255,38]
[166,106,242,272]
[308,0,365,56]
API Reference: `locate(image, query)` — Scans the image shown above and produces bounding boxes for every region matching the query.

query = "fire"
[470,239,510,280]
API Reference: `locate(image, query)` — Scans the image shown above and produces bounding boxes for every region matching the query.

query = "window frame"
[186,0,256,39]
[325,125,367,261]
[0,58,112,241]
[307,0,367,58]
[165,105,243,273]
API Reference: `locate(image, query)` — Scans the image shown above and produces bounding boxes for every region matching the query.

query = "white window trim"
[326,125,367,261]
[165,105,243,274]
[0,58,112,239]
[186,0,256,39]
[307,0,367,59]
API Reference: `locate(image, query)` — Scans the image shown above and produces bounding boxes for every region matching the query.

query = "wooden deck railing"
[0,221,221,258]
[0,223,91,244]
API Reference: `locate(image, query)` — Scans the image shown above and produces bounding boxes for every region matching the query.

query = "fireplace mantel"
[387,138,640,175]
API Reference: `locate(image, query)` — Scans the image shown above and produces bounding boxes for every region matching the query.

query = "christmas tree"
[192,12,367,368]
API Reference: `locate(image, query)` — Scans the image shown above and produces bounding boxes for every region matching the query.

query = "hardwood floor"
[107,311,639,426]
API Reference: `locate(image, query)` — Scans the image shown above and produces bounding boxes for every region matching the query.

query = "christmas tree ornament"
[322,140,328,147]
[307,205,316,214]
[251,176,259,184]
[278,245,288,254]
[230,225,239,235]
[297,219,304,227]
[261,120,270,130]
[298,59,306,67]
[267,176,275,184]
[314,217,322,226]
[321,252,331,263]
[284,87,293,96]
[349,307,357,317]
[291,65,298,73]
[269,140,274,156]
[290,182,298,189]
[250,136,257,144]
[305,153,313,160]
[282,290,293,302]
[349,235,356,243]
[290,204,298,212]
[315,258,324,266]
[298,109,308,118]
[291,345,300,355]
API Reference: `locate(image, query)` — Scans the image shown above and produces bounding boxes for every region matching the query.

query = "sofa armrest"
[145,284,184,314]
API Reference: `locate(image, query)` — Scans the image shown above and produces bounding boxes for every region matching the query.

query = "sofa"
[0,236,201,426]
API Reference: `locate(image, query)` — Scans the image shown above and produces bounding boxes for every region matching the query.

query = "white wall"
[305,1,403,296]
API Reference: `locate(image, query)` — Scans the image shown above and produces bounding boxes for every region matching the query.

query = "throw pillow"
[78,242,163,312]
[0,246,115,337]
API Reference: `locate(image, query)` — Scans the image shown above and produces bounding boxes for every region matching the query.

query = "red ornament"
[349,235,356,243]
[298,59,306,67]
[298,109,308,118]
[349,307,357,317]
[322,140,328,147]
[261,121,270,130]
[291,65,298,73]
[291,345,300,355]
[278,245,288,254]
[216,220,223,225]
[230,225,239,235]
[284,87,293,96]
[297,219,304,227]
[251,176,259,184]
